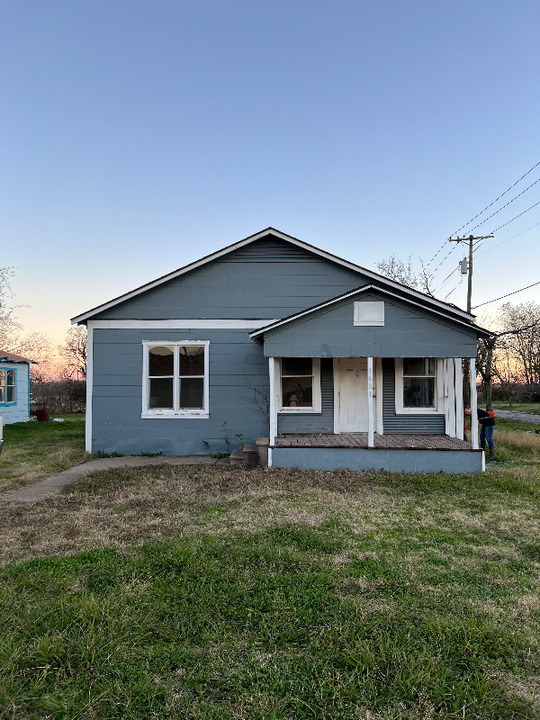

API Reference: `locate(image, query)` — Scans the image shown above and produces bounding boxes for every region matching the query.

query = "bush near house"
[30,380,86,415]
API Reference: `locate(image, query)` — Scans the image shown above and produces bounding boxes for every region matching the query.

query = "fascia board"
[71,227,476,324]
[249,284,487,339]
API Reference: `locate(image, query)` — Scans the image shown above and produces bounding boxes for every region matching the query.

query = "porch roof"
[251,286,485,359]
[250,284,490,340]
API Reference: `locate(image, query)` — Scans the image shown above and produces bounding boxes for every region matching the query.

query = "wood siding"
[0,363,30,425]
[278,357,334,434]
[382,359,445,434]
[262,291,478,359]
[92,328,270,455]
[92,236,370,321]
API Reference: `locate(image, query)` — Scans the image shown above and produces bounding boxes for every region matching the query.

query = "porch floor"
[274,433,474,451]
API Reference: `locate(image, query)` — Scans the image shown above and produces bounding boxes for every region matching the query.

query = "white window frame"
[394,358,444,415]
[0,367,17,406]
[141,340,210,419]
[279,357,321,414]
[354,301,385,326]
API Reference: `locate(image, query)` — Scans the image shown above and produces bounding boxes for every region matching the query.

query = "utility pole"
[448,233,494,412]
[448,234,494,313]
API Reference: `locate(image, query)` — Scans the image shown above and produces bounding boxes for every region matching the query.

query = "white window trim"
[394,358,444,415]
[278,358,322,414]
[141,340,210,419]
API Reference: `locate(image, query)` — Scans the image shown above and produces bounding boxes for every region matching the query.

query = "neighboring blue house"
[0,351,33,425]
[72,228,489,473]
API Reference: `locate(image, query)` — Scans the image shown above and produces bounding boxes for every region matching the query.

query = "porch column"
[268,357,278,466]
[368,356,374,447]
[469,357,479,449]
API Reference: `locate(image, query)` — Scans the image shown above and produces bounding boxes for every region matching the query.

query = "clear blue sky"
[1,0,539,347]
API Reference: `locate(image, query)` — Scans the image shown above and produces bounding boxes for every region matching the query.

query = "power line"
[450,159,540,237]
[459,177,540,236]
[433,266,460,294]
[474,222,540,258]
[441,220,540,305]
[472,280,540,309]
[491,199,540,234]
[425,161,540,272]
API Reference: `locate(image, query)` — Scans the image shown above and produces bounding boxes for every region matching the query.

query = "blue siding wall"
[262,292,478,359]
[0,363,30,425]
[92,237,370,321]
[382,359,445,434]
[278,358,334,434]
[92,328,270,455]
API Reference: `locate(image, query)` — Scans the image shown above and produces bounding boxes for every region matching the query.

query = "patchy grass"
[2,453,540,718]
[492,401,540,415]
[0,415,87,495]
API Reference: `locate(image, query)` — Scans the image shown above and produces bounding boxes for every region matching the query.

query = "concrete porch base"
[270,447,484,474]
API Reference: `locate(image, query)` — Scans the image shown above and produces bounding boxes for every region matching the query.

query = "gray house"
[72,228,488,473]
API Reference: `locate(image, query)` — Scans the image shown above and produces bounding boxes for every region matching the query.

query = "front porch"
[274,433,472,450]
[269,432,484,474]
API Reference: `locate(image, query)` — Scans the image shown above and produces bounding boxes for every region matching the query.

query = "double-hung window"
[395,358,440,413]
[0,368,16,405]
[142,341,209,418]
[280,358,321,413]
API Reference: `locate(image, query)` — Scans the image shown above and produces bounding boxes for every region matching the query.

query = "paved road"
[0,455,214,503]
[494,410,540,425]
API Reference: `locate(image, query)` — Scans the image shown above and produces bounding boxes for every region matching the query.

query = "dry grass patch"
[0,465,395,563]
[497,429,540,453]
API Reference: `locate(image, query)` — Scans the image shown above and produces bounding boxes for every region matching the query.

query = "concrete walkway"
[0,455,214,503]
[494,410,540,425]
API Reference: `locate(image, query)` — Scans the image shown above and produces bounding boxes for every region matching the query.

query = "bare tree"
[0,267,22,348]
[498,302,540,385]
[476,315,540,410]
[9,331,54,381]
[58,326,87,379]
[376,254,434,295]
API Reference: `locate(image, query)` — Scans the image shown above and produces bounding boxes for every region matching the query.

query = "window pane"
[7,370,15,385]
[179,346,204,376]
[7,386,15,403]
[403,358,435,376]
[0,387,4,403]
[0,370,4,385]
[149,347,174,376]
[282,376,313,408]
[403,377,435,408]
[180,378,204,408]
[282,357,312,376]
[149,378,174,409]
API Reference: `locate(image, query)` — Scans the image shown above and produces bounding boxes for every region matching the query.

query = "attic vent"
[354,301,385,327]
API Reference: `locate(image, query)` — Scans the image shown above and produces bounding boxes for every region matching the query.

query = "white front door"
[336,357,370,432]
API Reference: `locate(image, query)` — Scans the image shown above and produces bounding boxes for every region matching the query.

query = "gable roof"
[71,227,476,324]
[0,350,36,364]
[249,284,490,339]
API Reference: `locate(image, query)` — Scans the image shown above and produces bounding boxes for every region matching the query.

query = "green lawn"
[1,420,540,718]
[0,415,87,495]
[492,401,540,415]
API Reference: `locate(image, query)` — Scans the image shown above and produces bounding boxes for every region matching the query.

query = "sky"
[1,0,539,354]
